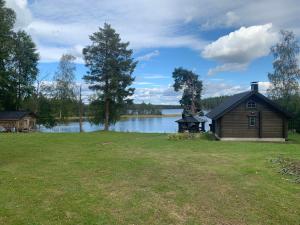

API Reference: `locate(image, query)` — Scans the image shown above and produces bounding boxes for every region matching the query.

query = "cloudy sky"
[6,0,300,104]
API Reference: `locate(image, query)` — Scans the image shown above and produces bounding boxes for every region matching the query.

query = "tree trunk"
[104,99,109,131]
[79,85,83,133]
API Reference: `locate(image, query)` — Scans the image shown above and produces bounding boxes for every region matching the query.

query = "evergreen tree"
[83,23,137,130]
[172,67,203,115]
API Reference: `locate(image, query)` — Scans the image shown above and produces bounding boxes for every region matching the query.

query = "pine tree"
[172,68,203,115]
[83,23,137,130]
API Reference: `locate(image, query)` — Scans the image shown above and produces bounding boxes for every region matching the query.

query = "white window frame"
[247,100,256,109]
[248,116,256,127]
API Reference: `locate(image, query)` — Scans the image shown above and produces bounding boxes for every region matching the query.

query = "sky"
[5,0,300,104]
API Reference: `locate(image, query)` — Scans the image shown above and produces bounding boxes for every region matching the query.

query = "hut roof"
[0,111,35,121]
[176,115,207,123]
[206,90,292,120]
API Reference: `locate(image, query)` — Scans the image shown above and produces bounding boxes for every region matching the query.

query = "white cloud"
[133,86,181,105]
[207,63,248,76]
[133,82,154,85]
[6,0,300,63]
[6,0,32,29]
[202,80,271,97]
[7,0,207,62]
[257,81,271,94]
[143,74,168,79]
[136,50,160,61]
[201,11,240,30]
[203,81,247,98]
[202,24,279,75]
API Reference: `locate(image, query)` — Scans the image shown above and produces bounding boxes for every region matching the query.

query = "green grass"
[0,132,299,225]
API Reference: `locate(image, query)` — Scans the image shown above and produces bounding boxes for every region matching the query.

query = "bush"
[168,133,198,140]
[168,132,215,141]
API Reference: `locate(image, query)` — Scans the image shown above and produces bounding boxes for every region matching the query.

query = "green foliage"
[167,132,214,141]
[53,54,77,122]
[88,99,122,125]
[126,102,162,115]
[268,30,300,101]
[168,133,198,140]
[267,30,300,133]
[36,95,56,128]
[282,94,300,133]
[172,67,203,115]
[0,0,16,110]
[202,95,229,110]
[10,31,39,110]
[0,2,39,110]
[83,23,137,130]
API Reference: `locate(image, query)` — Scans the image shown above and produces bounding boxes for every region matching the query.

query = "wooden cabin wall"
[0,116,36,132]
[219,97,286,138]
[260,105,285,138]
[0,121,17,130]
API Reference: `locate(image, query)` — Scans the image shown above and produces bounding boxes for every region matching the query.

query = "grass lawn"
[0,132,299,225]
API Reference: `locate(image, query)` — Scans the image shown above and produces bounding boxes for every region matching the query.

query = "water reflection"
[39,109,211,133]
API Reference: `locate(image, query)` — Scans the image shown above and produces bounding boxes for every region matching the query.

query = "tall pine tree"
[83,23,137,130]
[172,67,203,115]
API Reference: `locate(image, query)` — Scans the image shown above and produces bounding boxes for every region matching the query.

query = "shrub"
[168,132,215,141]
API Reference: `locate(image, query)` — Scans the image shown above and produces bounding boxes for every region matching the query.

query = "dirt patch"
[271,156,300,183]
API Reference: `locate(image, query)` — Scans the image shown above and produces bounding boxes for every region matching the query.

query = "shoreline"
[60,114,181,121]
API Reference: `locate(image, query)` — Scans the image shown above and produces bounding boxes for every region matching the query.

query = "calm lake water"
[39,109,211,133]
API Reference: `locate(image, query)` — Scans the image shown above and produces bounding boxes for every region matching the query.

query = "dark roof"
[176,115,207,123]
[206,91,292,120]
[0,111,35,120]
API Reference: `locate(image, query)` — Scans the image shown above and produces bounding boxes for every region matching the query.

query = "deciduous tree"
[268,30,300,104]
[53,54,76,121]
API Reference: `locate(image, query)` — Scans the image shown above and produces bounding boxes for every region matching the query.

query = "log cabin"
[206,82,292,141]
[0,111,36,132]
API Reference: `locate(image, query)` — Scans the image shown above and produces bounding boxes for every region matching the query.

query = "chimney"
[251,81,258,92]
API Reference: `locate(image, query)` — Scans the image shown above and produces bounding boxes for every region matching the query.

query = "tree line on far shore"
[0,0,300,132]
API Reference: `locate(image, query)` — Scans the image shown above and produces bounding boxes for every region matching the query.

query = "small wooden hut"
[176,115,207,133]
[0,111,36,132]
[206,82,292,141]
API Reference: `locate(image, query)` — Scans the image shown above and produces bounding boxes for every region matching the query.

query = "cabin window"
[248,116,256,127]
[247,100,256,109]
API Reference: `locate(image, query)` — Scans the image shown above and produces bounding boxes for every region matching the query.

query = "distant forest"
[125,95,229,113]
[51,95,229,120]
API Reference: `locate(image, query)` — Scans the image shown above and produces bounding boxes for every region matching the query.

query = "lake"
[39,109,211,133]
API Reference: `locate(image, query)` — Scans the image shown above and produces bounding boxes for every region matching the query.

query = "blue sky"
[6,0,300,104]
